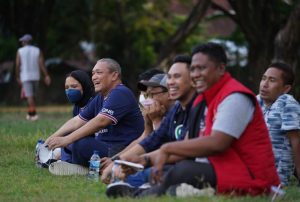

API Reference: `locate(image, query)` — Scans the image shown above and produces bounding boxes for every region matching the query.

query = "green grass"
[0,108,299,201]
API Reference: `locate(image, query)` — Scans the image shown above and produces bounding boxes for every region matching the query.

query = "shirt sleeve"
[79,95,99,121]
[281,97,300,131]
[212,93,255,139]
[98,89,133,125]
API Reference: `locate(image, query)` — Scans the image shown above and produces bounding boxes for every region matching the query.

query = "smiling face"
[190,52,225,93]
[259,67,291,106]
[167,62,193,103]
[92,61,118,95]
[65,76,83,94]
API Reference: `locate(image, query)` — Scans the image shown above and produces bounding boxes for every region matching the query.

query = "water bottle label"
[90,160,100,169]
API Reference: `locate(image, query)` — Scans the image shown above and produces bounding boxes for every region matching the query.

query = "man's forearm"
[67,115,112,143]
[120,144,146,159]
[118,133,146,155]
[51,116,85,138]
[288,131,300,178]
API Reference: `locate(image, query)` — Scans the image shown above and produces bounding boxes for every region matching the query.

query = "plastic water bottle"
[88,150,100,181]
[111,162,121,183]
[35,139,44,168]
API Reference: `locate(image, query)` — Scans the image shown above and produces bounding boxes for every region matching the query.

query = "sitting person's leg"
[140,160,216,197]
[49,137,111,175]
[72,136,110,167]
[164,159,216,189]
[61,144,73,163]
[106,160,215,198]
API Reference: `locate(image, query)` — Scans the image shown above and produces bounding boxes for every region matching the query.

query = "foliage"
[46,0,90,59]
[0,34,17,62]
[91,0,176,81]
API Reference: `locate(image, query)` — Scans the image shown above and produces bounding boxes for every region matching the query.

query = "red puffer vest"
[193,72,280,195]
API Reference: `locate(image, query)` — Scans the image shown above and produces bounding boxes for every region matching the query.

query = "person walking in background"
[15,34,51,121]
[257,62,300,186]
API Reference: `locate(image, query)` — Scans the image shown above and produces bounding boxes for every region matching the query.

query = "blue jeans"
[125,168,151,187]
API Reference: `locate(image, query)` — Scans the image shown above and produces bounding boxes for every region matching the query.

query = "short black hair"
[192,42,227,65]
[138,68,164,82]
[172,54,191,65]
[268,62,295,85]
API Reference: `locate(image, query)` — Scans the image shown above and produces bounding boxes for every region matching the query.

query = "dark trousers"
[140,159,216,196]
[61,136,125,167]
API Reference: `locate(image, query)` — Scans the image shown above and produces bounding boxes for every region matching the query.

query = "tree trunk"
[274,2,300,100]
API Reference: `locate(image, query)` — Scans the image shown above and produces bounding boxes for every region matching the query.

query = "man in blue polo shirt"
[45,58,144,175]
[102,55,196,188]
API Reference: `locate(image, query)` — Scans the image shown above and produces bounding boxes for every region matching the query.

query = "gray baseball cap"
[19,34,33,42]
[138,73,168,91]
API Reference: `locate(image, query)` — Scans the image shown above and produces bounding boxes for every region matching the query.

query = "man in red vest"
[139,42,280,197]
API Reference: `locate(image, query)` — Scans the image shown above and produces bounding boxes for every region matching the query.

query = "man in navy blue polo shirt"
[102,55,196,187]
[45,58,144,175]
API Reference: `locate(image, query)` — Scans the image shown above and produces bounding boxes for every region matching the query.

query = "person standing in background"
[15,34,51,121]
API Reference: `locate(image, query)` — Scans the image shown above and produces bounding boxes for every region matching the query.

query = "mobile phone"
[114,160,144,171]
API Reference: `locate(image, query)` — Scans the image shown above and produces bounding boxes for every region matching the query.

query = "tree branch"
[156,0,211,65]
[211,1,238,24]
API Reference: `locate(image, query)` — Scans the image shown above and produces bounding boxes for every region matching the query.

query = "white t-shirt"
[18,45,40,82]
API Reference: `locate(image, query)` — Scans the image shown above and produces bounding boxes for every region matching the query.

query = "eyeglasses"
[144,91,167,99]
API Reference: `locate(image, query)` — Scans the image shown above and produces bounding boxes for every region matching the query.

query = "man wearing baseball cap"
[16,34,51,121]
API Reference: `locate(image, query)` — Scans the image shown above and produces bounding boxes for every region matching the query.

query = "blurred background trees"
[0,0,300,105]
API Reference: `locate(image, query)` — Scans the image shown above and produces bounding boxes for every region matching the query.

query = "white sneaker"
[26,114,39,121]
[30,114,39,121]
[173,183,215,197]
[49,161,89,176]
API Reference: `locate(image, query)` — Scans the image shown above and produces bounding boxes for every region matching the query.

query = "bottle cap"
[38,139,45,143]
[93,150,99,154]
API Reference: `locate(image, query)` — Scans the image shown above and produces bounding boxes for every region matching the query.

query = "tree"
[156,0,211,66]
[210,0,300,98]
[274,2,300,97]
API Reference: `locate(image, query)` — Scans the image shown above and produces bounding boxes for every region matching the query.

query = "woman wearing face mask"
[60,70,95,163]
[65,70,95,116]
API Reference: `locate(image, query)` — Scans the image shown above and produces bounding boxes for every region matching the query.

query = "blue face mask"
[65,89,82,104]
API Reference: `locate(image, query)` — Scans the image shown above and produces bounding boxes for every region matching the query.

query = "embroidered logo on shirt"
[101,108,114,115]
[95,128,108,136]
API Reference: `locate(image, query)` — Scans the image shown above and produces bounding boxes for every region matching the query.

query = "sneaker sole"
[49,161,89,176]
[106,182,135,198]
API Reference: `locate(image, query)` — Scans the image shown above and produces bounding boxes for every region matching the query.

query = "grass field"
[0,107,299,201]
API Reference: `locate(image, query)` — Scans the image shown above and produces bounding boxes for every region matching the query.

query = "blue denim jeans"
[125,168,151,187]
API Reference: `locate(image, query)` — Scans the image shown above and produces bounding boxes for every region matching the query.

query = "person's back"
[18,45,40,82]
